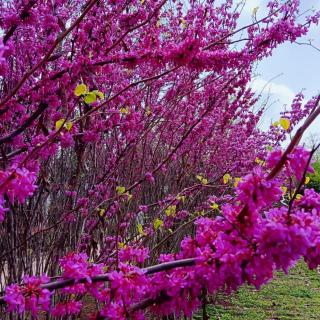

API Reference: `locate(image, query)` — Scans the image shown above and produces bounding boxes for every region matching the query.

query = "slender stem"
[0,102,48,145]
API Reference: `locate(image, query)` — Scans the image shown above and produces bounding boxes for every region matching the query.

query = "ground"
[78,261,320,319]
[194,262,320,320]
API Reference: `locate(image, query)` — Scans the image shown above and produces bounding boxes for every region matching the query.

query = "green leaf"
[196,174,208,185]
[116,186,126,195]
[279,117,290,131]
[119,106,130,115]
[223,173,231,184]
[210,202,219,210]
[74,83,88,96]
[84,92,97,104]
[55,119,73,131]
[92,90,104,100]
[153,218,163,230]
[55,119,65,131]
[165,205,176,217]
[137,223,144,235]
[65,121,73,131]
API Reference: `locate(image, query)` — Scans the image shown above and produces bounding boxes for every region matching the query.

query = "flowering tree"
[0,0,320,318]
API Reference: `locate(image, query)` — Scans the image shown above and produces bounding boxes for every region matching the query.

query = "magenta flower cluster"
[3,145,320,319]
[4,276,50,317]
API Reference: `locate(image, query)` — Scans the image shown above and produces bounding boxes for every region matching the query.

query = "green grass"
[194,262,320,320]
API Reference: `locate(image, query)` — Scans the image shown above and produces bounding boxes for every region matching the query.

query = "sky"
[239,0,320,144]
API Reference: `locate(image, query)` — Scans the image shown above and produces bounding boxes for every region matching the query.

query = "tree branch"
[0,102,48,145]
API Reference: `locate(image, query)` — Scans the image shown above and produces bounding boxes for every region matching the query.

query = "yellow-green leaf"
[196,210,205,216]
[234,177,241,188]
[55,119,65,131]
[196,174,208,185]
[181,18,187,29]
[255,158,265,166]
[137,223,144,235]
[210,202,219,210]
[118,242,126,249]
[116,186,126,195]
[98,208,105,217]
[74,83,88,96]
[305,176,310,184]
[92,90,104,100]
[279,117,290,131]
[165,205,176,217]
[202,178,208,185]
[55,119,73,131]
[65,121,73,131]
[176,195,186,203]
[281,186,287,195]
[288,188,296,200]
[252,6,259,16]
[84,92,97,104]
[153,218,163,230]
[223,173,231,184]
[120,106,130,115]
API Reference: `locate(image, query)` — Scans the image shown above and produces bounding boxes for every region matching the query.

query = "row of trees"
[0,0,320,318]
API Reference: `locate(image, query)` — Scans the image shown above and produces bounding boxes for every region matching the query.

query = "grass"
[78,261,320,319]
[194,261,320,320]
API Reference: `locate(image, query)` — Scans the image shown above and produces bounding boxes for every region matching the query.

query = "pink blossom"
[60,252,91,281]
[145,172,155,184]
[0,38,7,63]
[51,301,82,317]
[0,167,37,204]
[119,246,149,264]
[0,196,8,222]
[236,167,282,211]
[5,276,50,316]
[287,146,314,180]
[266,149,282,168]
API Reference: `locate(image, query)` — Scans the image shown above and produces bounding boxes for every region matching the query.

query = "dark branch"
[0,102,48,145]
